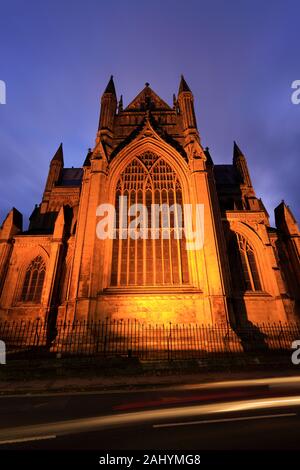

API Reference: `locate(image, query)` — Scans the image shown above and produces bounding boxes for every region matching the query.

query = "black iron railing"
[0,319,299,360]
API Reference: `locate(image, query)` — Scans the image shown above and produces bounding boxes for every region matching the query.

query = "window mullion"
[151,185,156,285]
[159,188,165,284]
[174,185,183,285]
[166,188,173,284]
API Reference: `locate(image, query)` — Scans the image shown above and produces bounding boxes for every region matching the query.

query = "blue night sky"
[0,0,299,227]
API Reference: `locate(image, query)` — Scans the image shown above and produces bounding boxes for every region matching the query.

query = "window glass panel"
[21,270,31,301]
[110,153,189,287]
[230,234,262,292]
[247,249,262,291]
[20,256,46,302]
[240,250,252,290]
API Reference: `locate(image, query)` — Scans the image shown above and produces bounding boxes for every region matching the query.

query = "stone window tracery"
[230,233,262,292]
[20,256,46,302]
[111,152,189,286]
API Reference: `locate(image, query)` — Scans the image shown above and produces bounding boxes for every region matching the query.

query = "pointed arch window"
[230,233,262,292]
[110,152,189,287]
[20,256,46,302]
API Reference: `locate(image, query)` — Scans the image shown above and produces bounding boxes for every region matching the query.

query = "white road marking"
[0,434,56,445]
[153,412,297,429]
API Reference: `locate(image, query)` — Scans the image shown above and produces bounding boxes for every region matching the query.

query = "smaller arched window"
[236,234,262,291]
[229,233,262,292]
[20,256,46,303]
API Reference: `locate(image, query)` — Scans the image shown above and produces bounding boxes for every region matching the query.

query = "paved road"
[0,376,300,451]
[2,408,299,450]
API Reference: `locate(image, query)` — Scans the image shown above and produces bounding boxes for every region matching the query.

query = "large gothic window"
[110,152,189,286]
[229,233,262,292]
[20,256,46,302]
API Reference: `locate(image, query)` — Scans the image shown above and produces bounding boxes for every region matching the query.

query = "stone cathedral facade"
[0,76,299,327]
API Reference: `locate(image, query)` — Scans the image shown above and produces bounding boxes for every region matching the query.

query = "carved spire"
[204,146,214,167]
[233,141,252,187]
[43,144,64,202]
[83,148,92,167]
[178,75,191,94]
[275,201,300,236]
[0,207,23,239]
[99,76,117,131]
[177,75,197,132]
[51,143,64,165]
[104,75,116,96]
[233,141,244,160]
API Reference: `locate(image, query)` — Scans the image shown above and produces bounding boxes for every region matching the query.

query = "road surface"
[0,376,300,451]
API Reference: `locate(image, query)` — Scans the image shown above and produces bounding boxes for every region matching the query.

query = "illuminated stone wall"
[0,78,299,326]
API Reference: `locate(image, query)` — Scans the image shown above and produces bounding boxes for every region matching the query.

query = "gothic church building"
[0,76,299,327]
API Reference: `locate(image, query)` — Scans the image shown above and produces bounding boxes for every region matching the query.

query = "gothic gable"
[125,84,172,111]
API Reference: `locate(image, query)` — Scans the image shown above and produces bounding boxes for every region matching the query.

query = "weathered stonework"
[0,77,299,327]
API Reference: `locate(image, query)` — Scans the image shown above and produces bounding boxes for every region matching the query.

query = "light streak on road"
[0,395,300,444]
